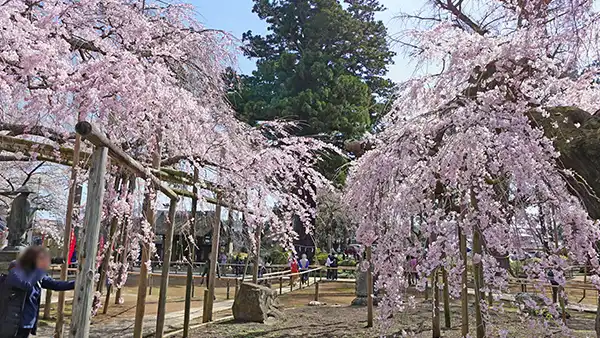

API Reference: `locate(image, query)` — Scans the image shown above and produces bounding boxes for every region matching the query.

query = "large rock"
[232,282,282,323]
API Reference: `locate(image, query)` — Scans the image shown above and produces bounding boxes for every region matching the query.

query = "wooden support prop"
[155,198,178,337]
[202,289,210,323]
[226,280,230,300]
[314,282,320,302]
[55,134,82,338]
[366,246,374,328]
[279,277,283,295]
[205,192,223,322]
[43,257,53,320]
[235,278,240,297]
[133,149,161,338]
[252,226,262,284]
[442,268,451,329]
[183,167,199,338]
[69,146,108,338]
[459,226,469,336]
[433,270,441,338]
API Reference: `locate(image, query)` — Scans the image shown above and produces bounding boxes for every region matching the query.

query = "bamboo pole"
[442,268,451,329]
[459,226,469,336]
[204,192,223,322]
[366,246,374,328]
[183,167,199,338]
[155,198,179,337]
[54,134,82,338]
[69,146,108,338]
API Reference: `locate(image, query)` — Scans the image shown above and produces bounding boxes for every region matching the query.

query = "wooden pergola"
[0,122,240,337]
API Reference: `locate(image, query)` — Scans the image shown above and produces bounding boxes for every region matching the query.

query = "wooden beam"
[0,134,246,211]
[69,146,108,338]
[75,122,178,200]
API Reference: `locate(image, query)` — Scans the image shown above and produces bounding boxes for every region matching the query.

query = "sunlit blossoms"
[346,0,600,334]
[0,0,334,308]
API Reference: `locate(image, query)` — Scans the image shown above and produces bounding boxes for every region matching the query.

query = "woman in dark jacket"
[0,246,75,337]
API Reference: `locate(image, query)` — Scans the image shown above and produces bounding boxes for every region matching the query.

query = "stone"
[308,301,325,306]
[232,282,283,323]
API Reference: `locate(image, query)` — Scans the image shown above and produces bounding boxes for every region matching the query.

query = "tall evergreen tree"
[230,0,395,142]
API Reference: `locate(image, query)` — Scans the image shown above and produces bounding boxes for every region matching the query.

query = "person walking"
[330,252,339,281]
[409,256,418,286]
[0,246,75,337]
[200,256,220,287]
[298,254,310,284]
[289,256,299,286]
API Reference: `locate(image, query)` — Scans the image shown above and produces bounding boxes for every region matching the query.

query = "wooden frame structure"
[0,122,243,337]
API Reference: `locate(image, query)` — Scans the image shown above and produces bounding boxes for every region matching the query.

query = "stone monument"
[351,261,379,306]
[0,185,34,271]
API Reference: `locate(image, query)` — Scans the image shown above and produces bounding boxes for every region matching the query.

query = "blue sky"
[189,0,426,83]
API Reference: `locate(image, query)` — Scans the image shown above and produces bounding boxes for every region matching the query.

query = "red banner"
[68,229,76,264]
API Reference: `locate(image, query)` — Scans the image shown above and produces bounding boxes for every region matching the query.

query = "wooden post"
[155,198,178,337]
[560,286,566,323]
[69,146,108,338]
[279,277,283,295]
[459,226,469,336]
[472,224,485,338]
[314,281,319,301]
[235,278,239,297]
[55,134,81,338]
[43,239,52,320]
[442,268,451,329]
[366,246,374,328]
[133,158,161,338]
[202,289,210,323]
[183,167,199,338]
[43,266,53,320]
[433,270,441,338]
[226,280,230,300]
[252,226,262,284]
[205,192,223,322]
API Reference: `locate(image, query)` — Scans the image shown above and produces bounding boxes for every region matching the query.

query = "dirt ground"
[186,283,598,338]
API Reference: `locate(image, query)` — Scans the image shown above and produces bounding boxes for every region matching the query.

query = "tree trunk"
[472,224,485,338]
[433,270,441,338]
[442,268,451,329]
[459,226,469,336]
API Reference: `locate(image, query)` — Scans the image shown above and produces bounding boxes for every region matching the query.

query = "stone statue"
[6,186,34,249]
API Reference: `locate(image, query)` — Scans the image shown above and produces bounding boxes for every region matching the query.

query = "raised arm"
[41,276,75,291]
